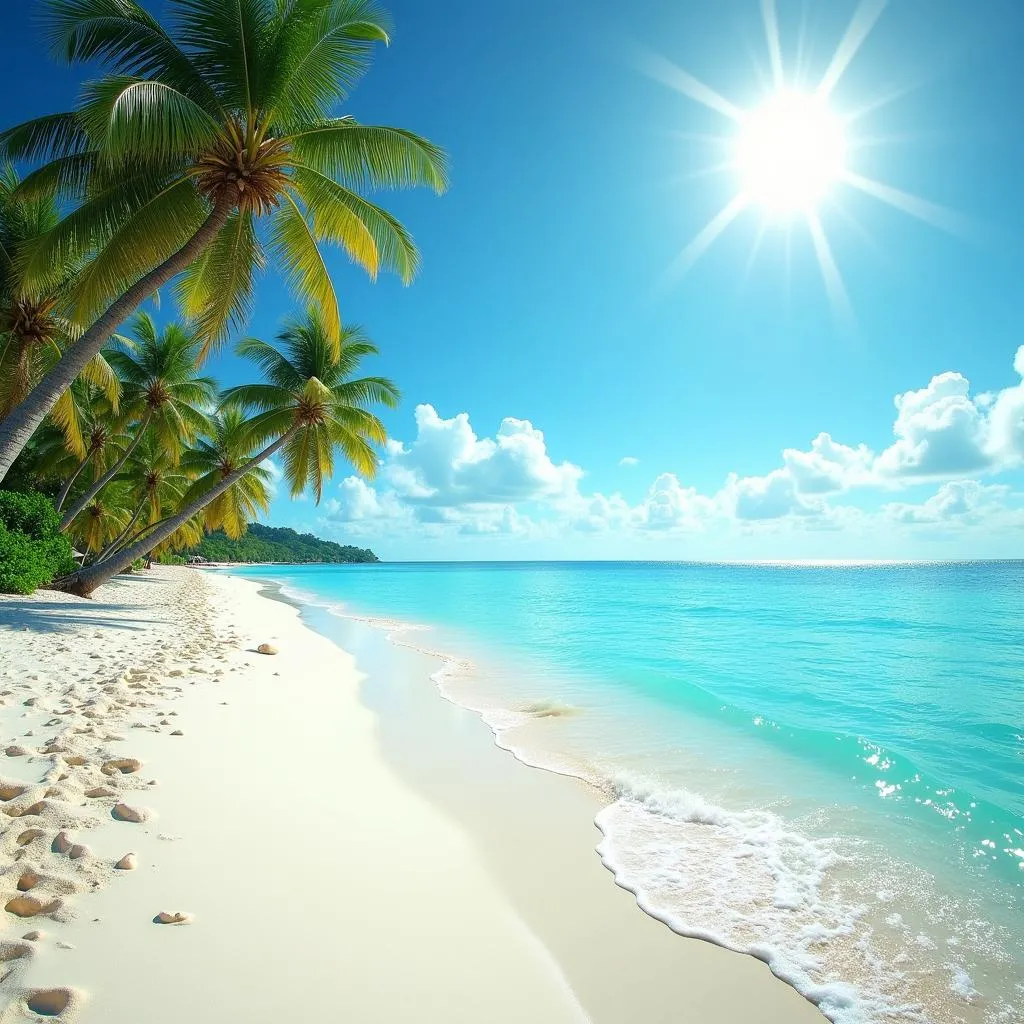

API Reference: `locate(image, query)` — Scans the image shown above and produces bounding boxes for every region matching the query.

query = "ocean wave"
[594,773,1018,1024]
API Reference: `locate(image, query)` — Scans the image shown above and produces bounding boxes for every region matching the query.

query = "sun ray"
[741,218,770,287]
[636,49,744,121]
[807,212,853,323]
[761,0,785,89]
[662,161,739,185]
[660,194,749,287]
[793,0,811,89]
[842,73,935,124]
[663,129,736,148]
[817,0,888,99]
[841,170,975,236]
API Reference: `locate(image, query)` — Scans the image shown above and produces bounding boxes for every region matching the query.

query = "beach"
[0,566,823,1023]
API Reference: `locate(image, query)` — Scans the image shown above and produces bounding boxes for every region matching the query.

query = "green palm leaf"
[268,192,341,346]
[176,210,264,356]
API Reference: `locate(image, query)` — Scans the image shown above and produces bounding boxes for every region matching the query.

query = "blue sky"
[4,0,1024,559]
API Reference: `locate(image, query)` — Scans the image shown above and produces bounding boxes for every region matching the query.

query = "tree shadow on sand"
[0,599,166,635]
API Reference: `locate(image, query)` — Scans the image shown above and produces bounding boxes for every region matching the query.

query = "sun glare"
[639,0,966,317]
[736,91,846,216]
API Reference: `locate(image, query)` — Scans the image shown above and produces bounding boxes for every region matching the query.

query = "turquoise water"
[228,561,1024,1024]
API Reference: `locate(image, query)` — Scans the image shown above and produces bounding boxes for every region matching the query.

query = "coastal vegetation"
[186,523,377,564]
[0,0,445,595]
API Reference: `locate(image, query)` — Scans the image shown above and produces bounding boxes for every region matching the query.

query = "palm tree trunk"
[96,498,146,562]
[59,413,151,530]
[54,451,93,512]
[53,425,298,597]
[0,195,235,485]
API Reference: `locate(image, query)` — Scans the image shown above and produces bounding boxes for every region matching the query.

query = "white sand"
[0,567,824,1023]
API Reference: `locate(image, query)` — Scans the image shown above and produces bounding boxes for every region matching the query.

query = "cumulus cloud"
[383,405,583,508]
[873,346,1024,480]
[311,347,1024,547]
[782,433,874,494]
[883,481,1015,525]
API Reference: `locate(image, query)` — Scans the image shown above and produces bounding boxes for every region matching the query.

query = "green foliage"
[223,308,398,502]
[187,523,376,565]
[0,489,76,594]
[156,552,186,566]
[2,0,448,353]
[0,488,63,537]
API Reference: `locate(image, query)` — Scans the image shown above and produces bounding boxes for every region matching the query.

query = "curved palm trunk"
[54,451,93,512]
[53,426,297,597]
[59,413,151,530]
[95,498,147,562]
[0,196,234,485]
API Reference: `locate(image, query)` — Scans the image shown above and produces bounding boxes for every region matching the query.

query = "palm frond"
[267,192,341,347]
[44,0,224,111]
[175,0,274,118]
[0,112,90,164]
[68,176,209,320]
[292,165,419,282]
[263,0,389,127]
[176,210,264,357]
[79,75,222,162]
[290,120,448,193]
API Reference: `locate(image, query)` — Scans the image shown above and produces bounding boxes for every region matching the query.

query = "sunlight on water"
[229,561,1024,1023]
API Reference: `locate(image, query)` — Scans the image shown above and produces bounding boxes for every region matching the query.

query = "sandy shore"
[0,567,823,1022]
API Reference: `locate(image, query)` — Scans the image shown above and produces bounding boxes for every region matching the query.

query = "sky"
[3,0,1024,560]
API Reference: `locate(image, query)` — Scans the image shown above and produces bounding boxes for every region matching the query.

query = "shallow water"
[226,561,1024,1024]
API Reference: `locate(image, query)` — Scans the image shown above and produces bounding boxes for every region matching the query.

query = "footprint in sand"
[24,987,79,1017]
[16,870,41,892]
[111,803,148,823]
[101,758,142,776]
[0,941,32,963]
[50,832,73,855]
[5,894,59,919]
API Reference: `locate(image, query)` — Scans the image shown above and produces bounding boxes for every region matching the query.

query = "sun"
[735,91,847,217]
[637,0,966,318]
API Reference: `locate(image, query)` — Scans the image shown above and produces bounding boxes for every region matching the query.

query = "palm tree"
[179,408,274,540]
[0,166,120,456]
[94,433,195,562]
[0,0,447,483]
[66,480,135,555]
[31,381,127,511]
[99,412,273,564]
[59,313,215,529]
[55,308,398,595]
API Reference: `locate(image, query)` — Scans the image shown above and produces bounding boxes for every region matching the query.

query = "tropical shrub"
[0,490,76,594]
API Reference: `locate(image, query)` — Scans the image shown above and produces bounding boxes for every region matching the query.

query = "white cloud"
[636,473,718,530]
[384,405,583,507]
[883,480,1016,525]
[782,433,874,494]
[307,347,1024,552]
[873,345,1024,481]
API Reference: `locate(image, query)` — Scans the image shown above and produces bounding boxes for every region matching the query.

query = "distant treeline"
[187,524,378,565]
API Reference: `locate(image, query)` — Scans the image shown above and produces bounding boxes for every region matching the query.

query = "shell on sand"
[114,853,137,871]
[256,643,278,655]
[153,911,192,925]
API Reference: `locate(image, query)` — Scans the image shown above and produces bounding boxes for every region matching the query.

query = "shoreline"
[0,566,822,1022]
[251,574,827,1022]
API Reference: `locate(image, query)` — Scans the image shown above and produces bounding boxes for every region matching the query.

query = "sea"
[226,560,1024,1024]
